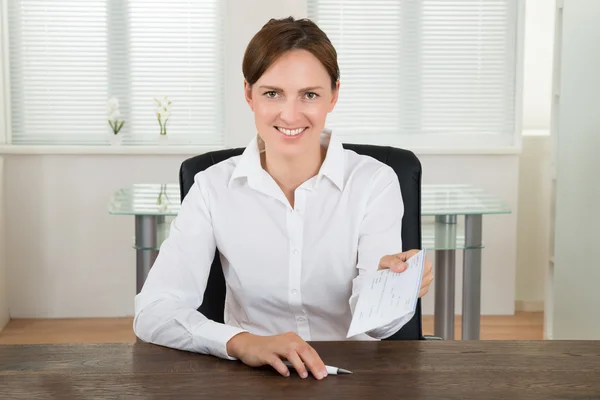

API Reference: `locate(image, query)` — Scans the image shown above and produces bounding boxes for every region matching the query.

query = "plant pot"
[158,134,168,145]
[110,134,122,146]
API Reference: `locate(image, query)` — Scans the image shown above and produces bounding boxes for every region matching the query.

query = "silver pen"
[283,360,352,375]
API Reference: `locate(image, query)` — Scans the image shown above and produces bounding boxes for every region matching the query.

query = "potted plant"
[107,97,125,145]
[154,96,172,143]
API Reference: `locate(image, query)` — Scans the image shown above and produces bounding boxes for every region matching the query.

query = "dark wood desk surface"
[1,341,599,399]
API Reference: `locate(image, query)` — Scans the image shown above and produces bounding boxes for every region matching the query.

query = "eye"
[305,92,319,100]
[263,91,278,99]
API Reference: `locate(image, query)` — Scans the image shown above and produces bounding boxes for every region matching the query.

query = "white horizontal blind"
[7,0,224,146]
[308,0,519,147]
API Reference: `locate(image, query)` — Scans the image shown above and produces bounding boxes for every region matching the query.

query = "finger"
[378,255,397,270]
[284,350,309,379]
[419,278,432,295]
[424,259,433,274]
[421,272,434,288]
[269,356,290,377]
[419,274,434,298]
[390,262,407,273]
[298,345,328,380]
[379,255,407,272]
[395,249,419,262]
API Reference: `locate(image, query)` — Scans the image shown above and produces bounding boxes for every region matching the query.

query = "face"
[244,49,339,158]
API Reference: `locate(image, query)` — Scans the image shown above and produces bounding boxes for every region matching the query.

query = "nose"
[279,98,302,125]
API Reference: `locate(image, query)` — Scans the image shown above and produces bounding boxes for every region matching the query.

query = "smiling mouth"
[275,126,307,136]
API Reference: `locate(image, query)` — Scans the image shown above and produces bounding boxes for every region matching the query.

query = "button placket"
[287,189,311,339]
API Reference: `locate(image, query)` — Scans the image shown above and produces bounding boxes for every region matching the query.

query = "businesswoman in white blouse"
[134,17,434,381]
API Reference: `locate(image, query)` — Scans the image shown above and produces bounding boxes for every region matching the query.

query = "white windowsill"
[415,146,521,155]
[0,144,522,156]
[0,145,225,155]
[522,129,551,136]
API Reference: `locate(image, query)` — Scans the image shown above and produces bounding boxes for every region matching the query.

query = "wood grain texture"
[1,341,599,400]
[0,312,543,344]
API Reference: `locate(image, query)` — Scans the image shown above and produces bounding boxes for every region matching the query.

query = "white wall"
[522,0,556,130]
[0,157,8,330]
[4,153,518,318]
[515,134,551,311]
[4,155,185,317]
[513,0,556,310]
[551,0,600,339]
[0,0,9,329]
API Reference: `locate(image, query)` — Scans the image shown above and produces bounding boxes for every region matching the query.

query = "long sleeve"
[349,166,407,339]
[133,173,246,359]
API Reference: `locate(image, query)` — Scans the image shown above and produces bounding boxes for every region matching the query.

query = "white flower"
[160,110,171,120]
[107,97,121,121]
[107,97,125,135]
[154,96,172,120]
[108,109,121,121]
[154,96,172,135]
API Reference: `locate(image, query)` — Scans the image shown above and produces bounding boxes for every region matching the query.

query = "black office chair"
[179,143,426,340]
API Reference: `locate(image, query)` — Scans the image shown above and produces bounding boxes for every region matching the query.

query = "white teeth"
[277,127,306,136]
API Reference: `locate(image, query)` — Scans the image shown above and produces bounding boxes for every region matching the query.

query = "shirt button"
[292,249,299,255]
[298,317,306,322]
[292,289,298,295]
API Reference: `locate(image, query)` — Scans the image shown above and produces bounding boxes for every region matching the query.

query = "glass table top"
[131,217,484,252]
[109,183,511,217]
[421,184,511,216]
[109,184,180,216]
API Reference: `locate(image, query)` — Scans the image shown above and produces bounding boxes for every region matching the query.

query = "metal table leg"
[462,214,483,340]
[134,215,164,294]
[434,215,457,340]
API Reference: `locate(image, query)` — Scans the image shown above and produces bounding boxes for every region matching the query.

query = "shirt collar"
[316,129,345,191]
[228,128,345,191]
[228,135,263,189]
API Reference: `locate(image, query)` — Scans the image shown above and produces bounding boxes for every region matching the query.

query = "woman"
[134,17,434,380]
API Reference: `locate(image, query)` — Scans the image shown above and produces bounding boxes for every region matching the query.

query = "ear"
[244,80,254,111]
[328,80,340,113]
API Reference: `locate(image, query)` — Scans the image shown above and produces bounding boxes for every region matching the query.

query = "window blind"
[308,0,519,147]
[7,0,224,146]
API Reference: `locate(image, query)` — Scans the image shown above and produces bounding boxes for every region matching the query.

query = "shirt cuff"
[192,319,248,360]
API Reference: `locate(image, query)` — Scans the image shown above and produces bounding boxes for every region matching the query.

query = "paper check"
[347,249,426,338]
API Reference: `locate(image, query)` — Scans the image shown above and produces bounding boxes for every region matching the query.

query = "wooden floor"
[0,312,544,344]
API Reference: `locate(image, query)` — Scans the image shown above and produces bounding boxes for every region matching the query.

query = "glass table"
[109,183,511,340]
[421,184,511,340]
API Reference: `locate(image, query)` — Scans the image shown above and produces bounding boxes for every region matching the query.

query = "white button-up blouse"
[134,131,405,360]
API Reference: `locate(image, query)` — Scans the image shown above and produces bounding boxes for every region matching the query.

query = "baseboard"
[515,300,544,312]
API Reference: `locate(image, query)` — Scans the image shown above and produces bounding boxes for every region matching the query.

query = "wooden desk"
[1,341,599,399]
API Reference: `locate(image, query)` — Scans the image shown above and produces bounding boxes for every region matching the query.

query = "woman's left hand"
[378,250,434,298]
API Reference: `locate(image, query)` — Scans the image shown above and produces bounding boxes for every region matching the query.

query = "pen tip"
[338,368,353,374]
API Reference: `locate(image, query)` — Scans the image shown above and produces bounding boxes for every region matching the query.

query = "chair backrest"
[179,144,423,340]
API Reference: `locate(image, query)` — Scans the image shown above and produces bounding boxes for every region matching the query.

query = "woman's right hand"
[226,331,328,380]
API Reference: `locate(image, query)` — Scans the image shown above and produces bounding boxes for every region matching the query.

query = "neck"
[261,145,326,192]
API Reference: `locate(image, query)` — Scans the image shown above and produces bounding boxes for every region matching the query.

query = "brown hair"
[242,17,339,90]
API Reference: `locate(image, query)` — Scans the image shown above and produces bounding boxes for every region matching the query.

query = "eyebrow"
[258,85,324,92]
